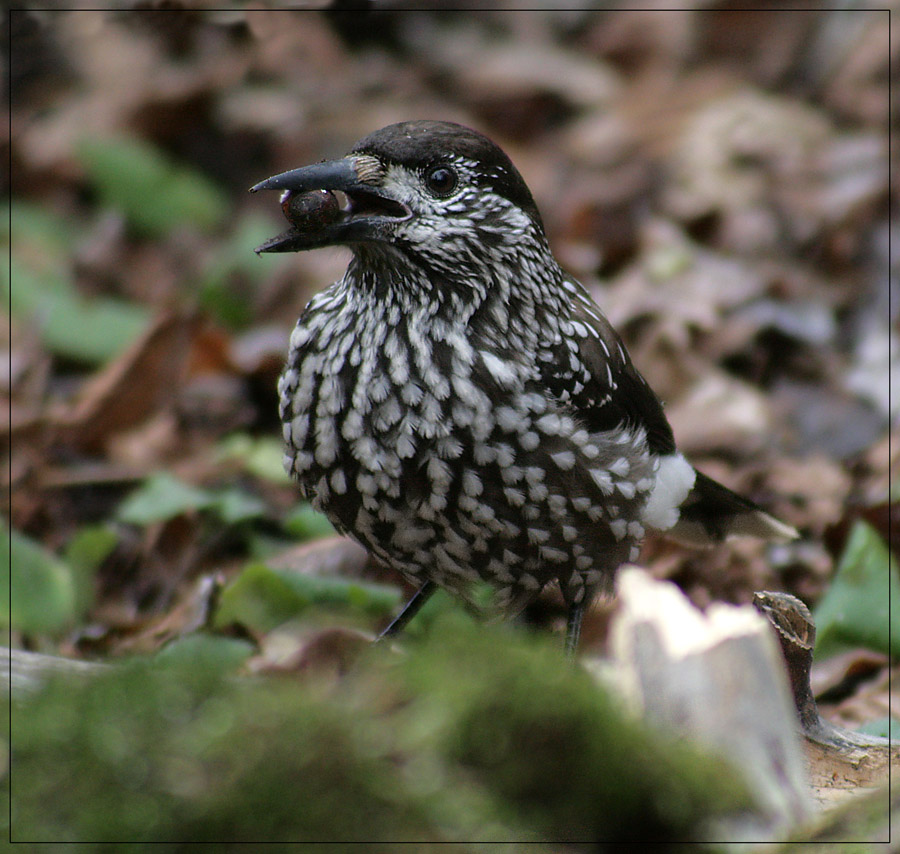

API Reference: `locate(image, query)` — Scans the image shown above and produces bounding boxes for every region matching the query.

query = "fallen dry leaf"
[246,624,373,680]
[49,310,201,452]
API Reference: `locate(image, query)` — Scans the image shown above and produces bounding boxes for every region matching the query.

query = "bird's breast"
[278,297,501,508]
[277,289,664,608]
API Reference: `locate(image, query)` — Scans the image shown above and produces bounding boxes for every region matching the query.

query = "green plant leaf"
[216,434,291,485]
[855,716,900,739]
[813,520,900,659]
[117,472,273,529]
[210,488,267,525]
[116,473,217,526]
[63,524,118,617]
[273,571,400,616]
[7,257,150,365]
[198,213,285,328]
[7,199,148,364]
[7,200,82,257]
[64,524,118,574]
[214,562,311,633]
[77,136,227,236]
[283,504,335,540]
[214,561,400,634]
[153,633,255,670]
[4,525,77,636]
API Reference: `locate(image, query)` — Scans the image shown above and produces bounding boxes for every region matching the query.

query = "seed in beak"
[281,189,341,231]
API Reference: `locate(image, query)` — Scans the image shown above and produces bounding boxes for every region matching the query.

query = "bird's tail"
[668,470,798,547]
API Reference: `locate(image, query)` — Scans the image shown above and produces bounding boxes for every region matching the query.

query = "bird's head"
[250,121,549,283]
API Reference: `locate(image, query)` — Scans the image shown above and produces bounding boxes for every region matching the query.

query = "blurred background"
[4,4,895,710]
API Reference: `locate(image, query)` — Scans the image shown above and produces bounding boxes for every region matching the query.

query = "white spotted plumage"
[264,120,795,645]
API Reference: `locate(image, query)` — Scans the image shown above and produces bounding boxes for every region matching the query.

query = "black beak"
[250,157,410,253]
[249,158,363,195]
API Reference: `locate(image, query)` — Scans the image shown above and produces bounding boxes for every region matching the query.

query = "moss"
[398,616,751,846]
[10,620,750,848]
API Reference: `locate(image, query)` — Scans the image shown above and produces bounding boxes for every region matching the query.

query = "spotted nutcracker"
[251,120,797,654]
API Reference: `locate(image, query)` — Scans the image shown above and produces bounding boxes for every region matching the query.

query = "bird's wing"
[540,277,676,455]
[550,278,798,545]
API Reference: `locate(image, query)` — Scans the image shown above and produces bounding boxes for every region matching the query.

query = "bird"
[250,120,797,654]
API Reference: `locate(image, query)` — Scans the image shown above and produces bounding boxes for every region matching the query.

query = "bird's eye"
[424,166,458,196]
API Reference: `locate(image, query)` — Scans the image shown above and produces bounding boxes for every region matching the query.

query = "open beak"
[250,157,411,253]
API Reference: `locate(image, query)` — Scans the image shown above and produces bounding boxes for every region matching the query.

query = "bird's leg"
[377,580,437,640]
[564,601,584,658]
